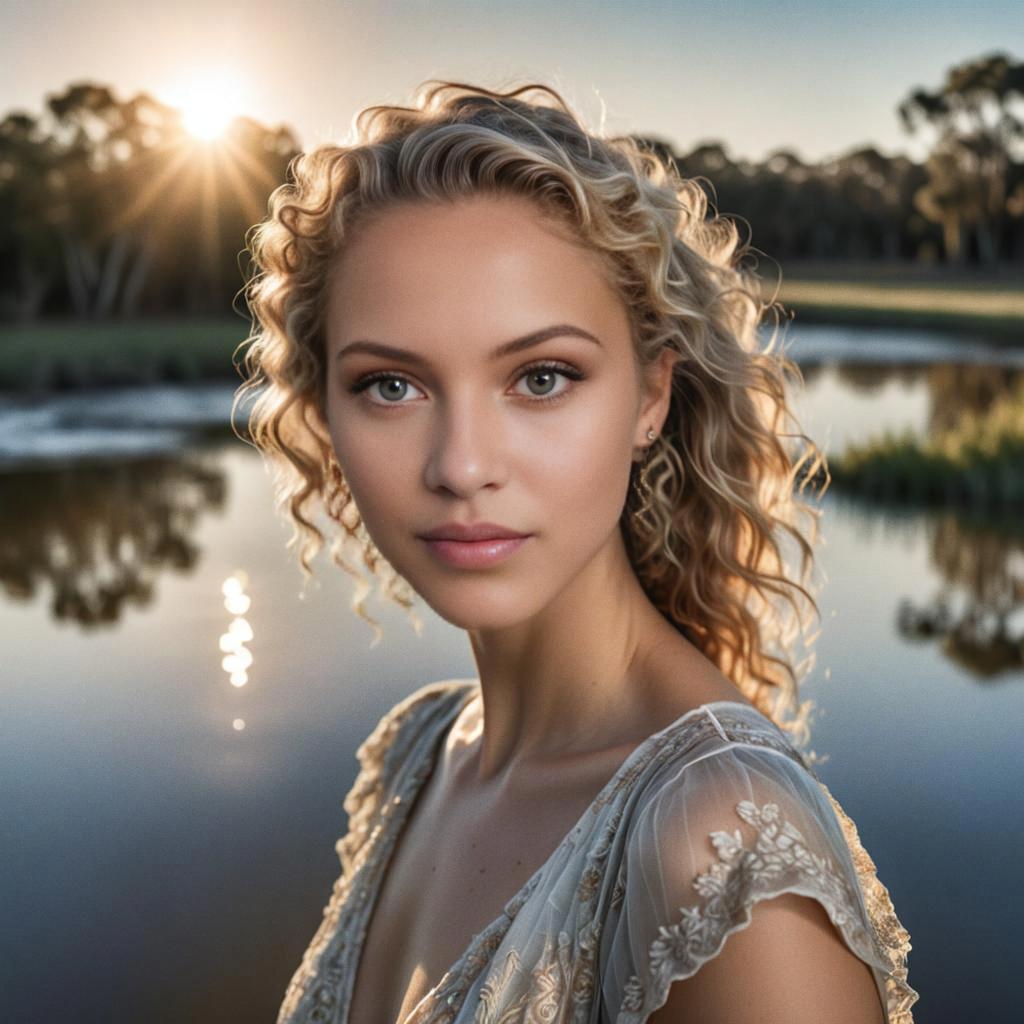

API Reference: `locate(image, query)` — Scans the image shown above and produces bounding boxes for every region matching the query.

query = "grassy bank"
[0,319,248,392]
[771,261,1024,337]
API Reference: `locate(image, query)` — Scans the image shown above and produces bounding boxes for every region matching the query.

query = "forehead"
[324,194,630,353]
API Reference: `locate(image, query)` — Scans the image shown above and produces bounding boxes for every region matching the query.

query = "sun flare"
[164,69,246,142]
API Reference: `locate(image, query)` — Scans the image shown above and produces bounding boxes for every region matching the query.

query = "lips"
[417,522,529,542]
[419,534,531,569]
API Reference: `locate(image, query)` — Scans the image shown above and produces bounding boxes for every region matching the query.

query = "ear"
[633,347,680,451]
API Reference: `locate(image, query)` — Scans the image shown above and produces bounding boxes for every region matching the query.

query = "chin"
[413,576,547,632]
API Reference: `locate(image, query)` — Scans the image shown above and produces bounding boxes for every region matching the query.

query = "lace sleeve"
[599,741,919,1024]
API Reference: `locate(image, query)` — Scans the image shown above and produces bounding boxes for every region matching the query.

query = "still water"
[1,324,1021,1022]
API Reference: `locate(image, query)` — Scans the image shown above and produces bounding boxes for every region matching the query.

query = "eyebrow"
[334,323,602,366]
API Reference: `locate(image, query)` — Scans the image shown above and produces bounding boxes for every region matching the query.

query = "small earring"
[632,427,658,464]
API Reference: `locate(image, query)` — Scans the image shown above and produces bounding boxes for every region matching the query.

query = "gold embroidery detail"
[577,866,601,903]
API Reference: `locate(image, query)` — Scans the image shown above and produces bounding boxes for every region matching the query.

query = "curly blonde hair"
[234,79,830,742]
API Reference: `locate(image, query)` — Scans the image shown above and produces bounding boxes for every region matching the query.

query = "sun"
[164,69,246,142]
[183,101,234,141]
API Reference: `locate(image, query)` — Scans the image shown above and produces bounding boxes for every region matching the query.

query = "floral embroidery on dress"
[615,799,919,1024]
[475,921,602,1024]
[575,800,629,904]
[529,921,601,1024]
[475,950,525,1023]
[576,866,602,904]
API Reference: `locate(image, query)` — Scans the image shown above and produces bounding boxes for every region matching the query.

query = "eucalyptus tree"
[0,112,61,319]
[898,52,1024,265]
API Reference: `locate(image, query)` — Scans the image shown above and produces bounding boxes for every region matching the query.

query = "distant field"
[768,261,1024,337]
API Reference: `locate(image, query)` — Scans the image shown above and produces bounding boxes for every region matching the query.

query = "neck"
[464,528,683,782]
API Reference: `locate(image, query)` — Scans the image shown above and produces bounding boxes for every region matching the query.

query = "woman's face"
[323,193,670,631]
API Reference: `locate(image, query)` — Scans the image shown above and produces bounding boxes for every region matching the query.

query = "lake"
[1,323,1021,1022]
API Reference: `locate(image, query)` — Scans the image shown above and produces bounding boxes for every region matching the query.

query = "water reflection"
[0,454,226,626]
[829,495,1023,682]
[924,363,1021,433]
[801,360,1021,420]
[899,512,1023,680]
[0,359,1019,644]
[816,361,1023,516]
[831,361,922,393]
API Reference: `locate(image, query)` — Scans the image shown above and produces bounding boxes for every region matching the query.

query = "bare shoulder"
[640,626,757,722]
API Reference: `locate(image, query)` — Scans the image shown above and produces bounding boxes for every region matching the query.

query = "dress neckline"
[345,682,763,1024]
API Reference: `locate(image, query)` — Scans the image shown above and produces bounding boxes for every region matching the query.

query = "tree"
[899,52,1024,265]
[0,113,62,319]
[45,83,190,317]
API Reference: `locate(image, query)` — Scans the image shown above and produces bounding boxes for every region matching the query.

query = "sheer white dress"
[277,679,919,1024]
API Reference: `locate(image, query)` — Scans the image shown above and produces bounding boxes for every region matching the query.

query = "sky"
[1,0,1021,164]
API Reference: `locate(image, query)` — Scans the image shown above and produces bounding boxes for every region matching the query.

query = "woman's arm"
[647,891,886,1024]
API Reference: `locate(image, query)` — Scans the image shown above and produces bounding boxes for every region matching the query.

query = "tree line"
[0,51,1020,322]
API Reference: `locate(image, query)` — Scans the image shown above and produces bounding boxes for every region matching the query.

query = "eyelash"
[348,360,586,408]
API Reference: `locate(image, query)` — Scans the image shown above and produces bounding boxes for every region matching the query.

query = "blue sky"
[2,0,1021,162]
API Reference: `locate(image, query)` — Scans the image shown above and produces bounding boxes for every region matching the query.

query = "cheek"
[326,416,416,535]
[531,406,633,532]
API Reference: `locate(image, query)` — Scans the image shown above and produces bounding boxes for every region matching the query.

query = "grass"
[0,318,250,392]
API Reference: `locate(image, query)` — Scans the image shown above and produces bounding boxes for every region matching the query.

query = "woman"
[237,81,918,1024]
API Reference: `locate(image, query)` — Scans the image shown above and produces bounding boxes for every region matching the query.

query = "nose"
[422,396,507,498]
